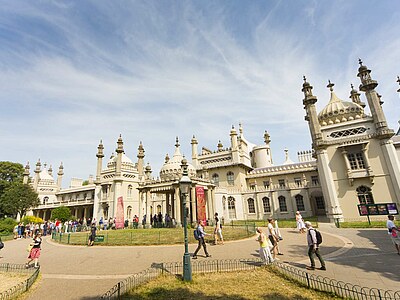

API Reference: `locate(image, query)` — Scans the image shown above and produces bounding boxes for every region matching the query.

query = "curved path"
[1,225,398,299]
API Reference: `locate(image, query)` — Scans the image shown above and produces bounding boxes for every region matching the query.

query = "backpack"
[310,229,323,245]
[193,228,200,240]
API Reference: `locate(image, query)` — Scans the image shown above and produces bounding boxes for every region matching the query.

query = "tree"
[0,161,24,197]
[0,182,39,218]
[51,206,72,222]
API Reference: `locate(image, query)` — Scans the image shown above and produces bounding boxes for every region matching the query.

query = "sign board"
[195,186,206,223]
[357,203,398,216]
[94,235,105,242]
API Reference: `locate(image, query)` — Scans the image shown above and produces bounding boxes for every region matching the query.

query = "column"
[190,187,196,223]
[174,187,181,226]
[93,184,102,222]
[146,191,151,228]
[166,193,170,215]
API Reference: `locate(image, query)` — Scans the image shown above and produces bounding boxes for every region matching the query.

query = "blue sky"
[1,1,399,187]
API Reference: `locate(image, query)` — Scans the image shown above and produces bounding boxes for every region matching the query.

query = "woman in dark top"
[26,232,42,268]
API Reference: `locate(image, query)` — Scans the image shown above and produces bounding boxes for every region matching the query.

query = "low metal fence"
[101,258,400,300]
[272,261,400,300]
[0,263,40,300]
[51,224,256,246]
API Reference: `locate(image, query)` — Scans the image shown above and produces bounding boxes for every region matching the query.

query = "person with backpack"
[193,220,211,259]
[304,221,326,270]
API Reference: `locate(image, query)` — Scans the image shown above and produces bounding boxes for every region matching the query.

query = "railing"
[272,261,400,300]
[0,263,40,300]
[101,259,400,300]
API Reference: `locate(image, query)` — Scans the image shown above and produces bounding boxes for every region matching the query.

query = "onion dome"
[318,80,364,126]
[160,137,196,181]
[39,165,55,182]
[107,152,135,170]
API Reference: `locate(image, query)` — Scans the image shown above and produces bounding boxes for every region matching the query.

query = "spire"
[48,165,53,176]
[24,162,30,175]
[137,141,145,159]
[35,159,41,173]
[264,131,271,144]
[302,76,317,105]
[357,59,378,91]
[327,80,334,91]
[239,122,243,135]
[97,140,104,158]
[397,76,400,93]
[349,83,365,108]
[175,136,180,148]
[116,134,124,154]
[217,140,223,151]
[58,162,64,176]
[191,135,198,145]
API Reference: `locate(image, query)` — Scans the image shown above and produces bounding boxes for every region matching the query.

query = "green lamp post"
[180,158,192,281]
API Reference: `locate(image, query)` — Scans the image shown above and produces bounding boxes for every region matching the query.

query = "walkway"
[0,225,398,299]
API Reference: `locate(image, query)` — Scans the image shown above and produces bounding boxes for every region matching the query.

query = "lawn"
[230,216,319,229]
[122,267,338,300]
[52,225,255,246]
[339,220,392,228]
[0,272,30,294]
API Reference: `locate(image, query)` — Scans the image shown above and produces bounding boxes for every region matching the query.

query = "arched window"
[228,196,236,219]
[357,186,374,204]
[127,206,132,220]
[278,196,287,212]
[295,194,305,211]
[157,205,162,214]
[128,185,133,198]
[43,196,49,205]
[227,172,234,185]
[212,174,219,187]
[247,198,255,214]
[262,197,271,213]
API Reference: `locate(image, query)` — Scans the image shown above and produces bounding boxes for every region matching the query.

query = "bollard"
[306,272,310,288]
[67,233,71,244]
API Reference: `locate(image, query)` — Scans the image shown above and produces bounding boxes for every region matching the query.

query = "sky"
[1,0,400,188]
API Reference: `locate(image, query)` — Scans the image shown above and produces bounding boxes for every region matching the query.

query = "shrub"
[0,217,18,234]
[21,215,44,225]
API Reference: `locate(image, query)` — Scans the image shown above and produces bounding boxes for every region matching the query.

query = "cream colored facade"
[26,61,400,223]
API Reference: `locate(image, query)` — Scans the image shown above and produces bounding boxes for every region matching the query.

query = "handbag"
[26,244,33,252]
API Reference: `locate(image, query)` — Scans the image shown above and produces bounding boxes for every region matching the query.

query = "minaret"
[137,141,145,180]
[95,140,104,183]
[357,59,391,135]
[217,140,223,152]
[191,135,198,168]
[23,162,30,184]
[93,140,104,222]
[230,125,239,162]
[48,165,53,177]
[115,134,124,177]
[349,84,365,108]
[302,76,322,150]
[145,163,152,181]
[57,162,64,190]
[33,159,41,191]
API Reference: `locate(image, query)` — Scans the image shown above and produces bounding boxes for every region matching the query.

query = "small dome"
[107,153,135,169]
[160,138,196,181]
[39,168,54,181]
[318,91,363,126]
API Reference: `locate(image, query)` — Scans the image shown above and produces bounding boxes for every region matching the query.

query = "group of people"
[256,217,325,270]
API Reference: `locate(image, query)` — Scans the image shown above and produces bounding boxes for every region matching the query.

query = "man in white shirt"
[305,221,326,270]
[214,213,224,245]
[386,215,400,255]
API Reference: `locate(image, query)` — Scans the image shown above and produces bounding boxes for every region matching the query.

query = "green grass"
[52,225,255,246]
[339,220,392,228]
[122,267,338,299]
[230,216,319,228]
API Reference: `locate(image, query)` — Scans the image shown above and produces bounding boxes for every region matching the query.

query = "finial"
[303,75,307,83]
[327,80,334,91]
[351,83,354,90]
[358,58,363,66]
[397,76,400,93]
[175,136,180,148]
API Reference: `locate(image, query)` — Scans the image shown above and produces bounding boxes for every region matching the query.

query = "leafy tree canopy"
[0,161,25,197]
[51,206,72,222]
[21,215,44,225]
[0,182,39,218]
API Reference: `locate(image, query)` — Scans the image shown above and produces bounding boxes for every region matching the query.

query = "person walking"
[214,213,224,245]
[88,223,97,246]
[26,232,42,268]
[304,221,326,270]
[256,227,273,264]
[386,215,400,255]
[296,211,306,233]
[267,218,283,259]
[193,220,211,259]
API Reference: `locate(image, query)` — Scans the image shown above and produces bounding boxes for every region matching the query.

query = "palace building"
[25,61,400,224]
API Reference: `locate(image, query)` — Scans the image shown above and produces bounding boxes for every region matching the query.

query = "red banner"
[115,196,124,229]
[195,186,206,223]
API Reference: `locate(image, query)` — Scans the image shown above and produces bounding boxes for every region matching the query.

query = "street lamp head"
[180,158,191,194]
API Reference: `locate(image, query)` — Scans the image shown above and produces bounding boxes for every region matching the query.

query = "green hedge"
[0,218,17,234]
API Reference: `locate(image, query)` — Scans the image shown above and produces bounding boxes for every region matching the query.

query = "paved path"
[0,225,399,299]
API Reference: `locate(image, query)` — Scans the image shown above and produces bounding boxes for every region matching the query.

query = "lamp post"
[180,158,192,281]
